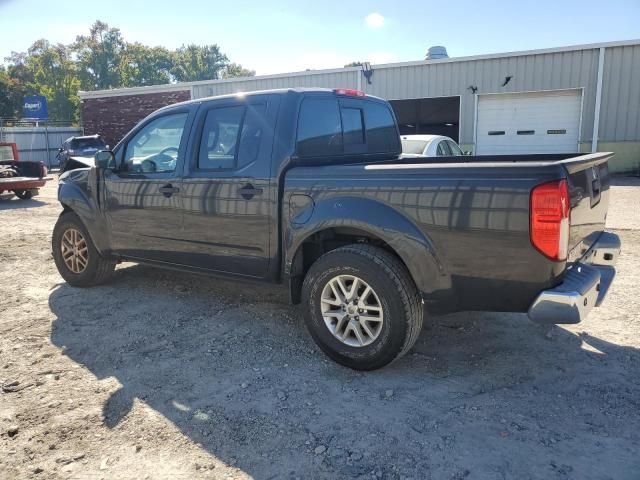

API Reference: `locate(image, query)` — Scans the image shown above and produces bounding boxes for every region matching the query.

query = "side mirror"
[58,147,63,152]
[95,150,115,170]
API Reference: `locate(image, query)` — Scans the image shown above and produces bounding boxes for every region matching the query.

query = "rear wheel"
[302,244,423,370]
[14,189,34,200]
[52,212,116,287]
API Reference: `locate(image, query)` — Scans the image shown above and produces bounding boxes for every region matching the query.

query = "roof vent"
[426,46,449,60]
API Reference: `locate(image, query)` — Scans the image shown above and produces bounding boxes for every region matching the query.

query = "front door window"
[123,113,188,173]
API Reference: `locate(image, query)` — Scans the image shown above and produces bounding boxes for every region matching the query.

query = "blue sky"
[1,0,639,75]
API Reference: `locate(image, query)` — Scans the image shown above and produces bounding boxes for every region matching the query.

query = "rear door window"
[237,104,267,168]
[198,106,244,169]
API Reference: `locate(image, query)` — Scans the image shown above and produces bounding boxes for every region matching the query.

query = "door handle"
[159,184,180,197]
[238,184,263,199]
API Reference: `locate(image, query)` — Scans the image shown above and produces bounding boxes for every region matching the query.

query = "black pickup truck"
[53,88,621,370]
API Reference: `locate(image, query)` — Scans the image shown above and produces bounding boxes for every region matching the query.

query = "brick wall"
[81,90,191,147]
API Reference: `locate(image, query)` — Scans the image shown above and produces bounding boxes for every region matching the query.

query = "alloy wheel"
[320,274,384,347]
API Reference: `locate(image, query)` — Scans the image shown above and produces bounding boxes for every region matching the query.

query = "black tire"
[14,189,34,200]
[52,211,116,287]
[302,244,423,370]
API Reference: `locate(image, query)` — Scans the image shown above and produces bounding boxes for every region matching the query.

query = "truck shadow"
[48,263,640,479]
[0,197,47,210]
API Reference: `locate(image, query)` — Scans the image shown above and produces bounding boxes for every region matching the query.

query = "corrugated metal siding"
[107,43,639,147]
[600,44,640,141]
[0,127,83,166]
[192,70,359,99]
[364,49,600,144]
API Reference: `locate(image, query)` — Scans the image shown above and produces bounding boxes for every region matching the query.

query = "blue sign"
[23,95,48,120]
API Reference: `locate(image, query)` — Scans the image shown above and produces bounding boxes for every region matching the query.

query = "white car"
[400,134,464,157]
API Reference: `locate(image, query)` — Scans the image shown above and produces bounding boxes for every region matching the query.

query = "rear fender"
[285,196,449,295]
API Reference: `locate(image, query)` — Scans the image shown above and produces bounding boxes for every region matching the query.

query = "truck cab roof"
[156,88,386,112]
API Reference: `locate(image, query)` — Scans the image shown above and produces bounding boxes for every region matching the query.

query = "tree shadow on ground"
[49,263,640,479]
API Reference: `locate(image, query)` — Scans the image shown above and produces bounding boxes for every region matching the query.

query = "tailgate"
[564,153,613,261]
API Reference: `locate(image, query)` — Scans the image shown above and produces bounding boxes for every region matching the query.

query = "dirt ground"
[1,176,639,480]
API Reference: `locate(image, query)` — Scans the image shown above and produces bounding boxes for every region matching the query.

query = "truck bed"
[285,152,612,312]
[0,160,50,193]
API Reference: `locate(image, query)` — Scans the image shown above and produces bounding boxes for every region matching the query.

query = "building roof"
[79,38,640,100]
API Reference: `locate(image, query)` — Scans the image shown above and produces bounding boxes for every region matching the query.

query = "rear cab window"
[0,144,16,161]
[296,93,400,159]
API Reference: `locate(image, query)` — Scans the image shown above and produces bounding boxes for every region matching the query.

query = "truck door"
[178,95,279,278]
[103,107,194,263]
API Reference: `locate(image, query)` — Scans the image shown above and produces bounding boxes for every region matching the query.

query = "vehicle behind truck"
[0,142,51,200]
[52,88,621,370]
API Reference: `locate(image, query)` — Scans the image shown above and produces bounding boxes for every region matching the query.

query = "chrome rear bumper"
[528,232,621,324]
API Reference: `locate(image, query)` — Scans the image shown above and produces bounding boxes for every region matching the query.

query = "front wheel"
[302,244,424,370]
[52,212,116,287]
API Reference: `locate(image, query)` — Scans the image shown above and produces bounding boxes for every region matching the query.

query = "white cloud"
[365,13,385,29]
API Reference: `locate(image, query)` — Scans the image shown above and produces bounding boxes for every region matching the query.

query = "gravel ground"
[1,177,639,480]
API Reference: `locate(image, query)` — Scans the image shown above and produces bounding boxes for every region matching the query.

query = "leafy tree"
[221,62,255,79]
[4,40,80,122]
[171,44,229,82]
[344,61,363,67]
[0,20,256,122]
[0,66,25,117]
[120,43,173,87]
[73,21,126,90]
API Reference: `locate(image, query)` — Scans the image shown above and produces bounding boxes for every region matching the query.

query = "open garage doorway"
[389,96,460,142]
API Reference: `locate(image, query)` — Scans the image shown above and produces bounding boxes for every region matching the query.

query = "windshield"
[401,139,429,154]
[69,138,106,153]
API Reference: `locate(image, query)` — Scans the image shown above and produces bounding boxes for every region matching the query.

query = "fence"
[0,119,83,168]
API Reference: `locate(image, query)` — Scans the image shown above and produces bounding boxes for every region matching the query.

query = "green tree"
[221,62,255,79]
[170,44,229,82]
[1,19,256,122]
[344,61,363,67]
[0,65,25,117]
[5,40,79,122]
[73,20,126,90]
[120,43,173,87]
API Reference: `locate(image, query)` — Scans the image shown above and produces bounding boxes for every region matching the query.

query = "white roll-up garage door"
[475,90,582,155]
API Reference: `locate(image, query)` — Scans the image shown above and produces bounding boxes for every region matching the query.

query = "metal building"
[80,39,640,173]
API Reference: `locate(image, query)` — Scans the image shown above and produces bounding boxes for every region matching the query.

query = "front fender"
[285,196,450,295]
[58,169,110,254]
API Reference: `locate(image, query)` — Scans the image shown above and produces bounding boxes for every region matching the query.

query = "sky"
[1,0,639,76]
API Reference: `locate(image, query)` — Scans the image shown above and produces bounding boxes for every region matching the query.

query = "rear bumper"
[527,232,621,324]
[0,176,51,192]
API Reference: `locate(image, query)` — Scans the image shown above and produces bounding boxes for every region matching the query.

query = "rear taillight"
[530,179,570,261]
[39,161,47,178]
[333,88,365,97]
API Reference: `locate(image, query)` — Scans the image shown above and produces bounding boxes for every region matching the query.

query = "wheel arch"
[285,196,447,303]
[57,179,110,255]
